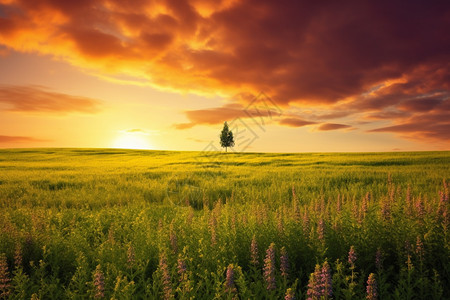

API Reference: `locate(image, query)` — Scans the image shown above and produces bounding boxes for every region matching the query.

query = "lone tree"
[220,121,235,152]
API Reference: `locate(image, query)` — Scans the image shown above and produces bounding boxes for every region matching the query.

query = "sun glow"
[112,132,153,150]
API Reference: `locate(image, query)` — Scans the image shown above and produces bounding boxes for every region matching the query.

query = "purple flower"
[177,258,187,282]
[159,252,173,300]
[306,265,321,300]
[366,273,377,300]
[169,226,178,254]
[127,244,135,267]
[0,253,11,298]
[93,265,105,299]
[14,244,22,269]
[250,235,259,266]
[263,243,276,290]
[280,247,289,279]
[225,264,236,293]
[348,246,357,268]
[317,219,325,241]
[415,197,425,219]
[320,261,332,297]
[375,248,383,270]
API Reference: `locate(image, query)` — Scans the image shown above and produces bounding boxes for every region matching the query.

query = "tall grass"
[0,149,448,299]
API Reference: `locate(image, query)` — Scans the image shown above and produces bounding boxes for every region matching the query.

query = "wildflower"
[159,252,173,300]
[415,197,425,219]
[263,243,276,290]
[348,246,357,268]
[285,287,295,300]
[225,264,237,293]
[14,243,23,268]
[231,213,236,232]
[93,265,105,299]
[366,273,377,300]
[416,236,424,259]
[320,261,332,297]
[306,265,321,300]
[280,247,289,279]
[443,209,449,232]
[277,211,284,233]
[177,257,187,281]
[406,255,413,271]
[317,219,325,241]
[250,235,259,266]
[0,253,11,298]
[375,248,383,270]
[302,211,310,235]
[127,244,135,267]
[169,224,178,254]
[362,192,369,214]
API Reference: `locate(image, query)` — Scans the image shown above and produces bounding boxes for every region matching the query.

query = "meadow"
[0,148,448,299]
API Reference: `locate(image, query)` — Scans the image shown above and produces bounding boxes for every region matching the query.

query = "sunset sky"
[0,0,449,152]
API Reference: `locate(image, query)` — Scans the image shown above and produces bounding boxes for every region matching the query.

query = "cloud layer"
[0,85,101,113]
[0,135,48,143]
[0,0,448,145]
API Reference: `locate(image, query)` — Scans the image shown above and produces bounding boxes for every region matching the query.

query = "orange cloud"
[317,123,353,131]
[278,118,316,128]
[0,85,102,113]
[0,135,49,143]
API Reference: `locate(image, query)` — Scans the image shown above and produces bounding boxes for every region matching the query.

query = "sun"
[112,132,153,150]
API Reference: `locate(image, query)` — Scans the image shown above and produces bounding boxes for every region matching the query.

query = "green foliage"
[219,122,235,152]
[0,148,449,299]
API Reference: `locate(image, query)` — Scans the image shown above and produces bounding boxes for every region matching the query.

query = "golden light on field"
[112,131,153,150]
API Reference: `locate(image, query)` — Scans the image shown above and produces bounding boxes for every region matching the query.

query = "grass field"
[0,149,449,299]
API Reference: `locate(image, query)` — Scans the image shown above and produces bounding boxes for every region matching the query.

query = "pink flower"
[225,264,237,293]
[366,273,377,300]
[159,252,173,300]
[317,219,325,240]
[306,265,321,300]
[177,258,187,282]
[127,244,135,267]
[320,261,332,297]
[280,247,290,279]
[348,246,357,268]
[0,253,11,298]
[375,248,383,270]
[93,265,105,299]
[263,243,276,290]
[250,235,259,266]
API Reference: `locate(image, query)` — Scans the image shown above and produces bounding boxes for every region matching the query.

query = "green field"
[0,149,449,299]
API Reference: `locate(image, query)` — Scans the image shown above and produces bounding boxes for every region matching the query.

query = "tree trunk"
[225,147,227,152]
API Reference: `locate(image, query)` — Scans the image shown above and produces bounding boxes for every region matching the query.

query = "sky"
[0,0,449,152]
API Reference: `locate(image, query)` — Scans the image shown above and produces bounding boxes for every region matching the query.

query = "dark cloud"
[397,98,444,112]
[0,85,102,113]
